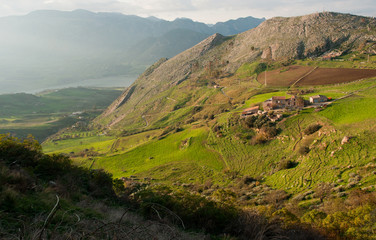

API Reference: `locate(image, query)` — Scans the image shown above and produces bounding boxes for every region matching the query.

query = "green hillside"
[43,77,376,187]
[39,12,376,239]
[42,76,376,239]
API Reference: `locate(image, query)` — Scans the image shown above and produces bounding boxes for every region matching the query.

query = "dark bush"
[304,124,322,135]
[0,134,42,168]
[213,125,222,132]
[0,134,116,201]
[251,132,268,145]
[89,169,115,198]
[228,211,285,240]
[192,106,203,114]
[135,186,238,234]
[278,159,297,170]
[242,115,274,130]
[260,126,278,138]
[254,63,267,75]
[34,154,72,181]
[243,176,257,184]
[243,115,257,128]
[173,95,192,110]
[298,146,310,155]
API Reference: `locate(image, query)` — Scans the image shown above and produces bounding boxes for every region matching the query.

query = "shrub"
[243,176,257,184]
[34,154,72,181]
[251,132,268,145]
[304,124,322,135]
[0,134,42,168]
[264,190,290,206]
[298,146,310,155]
[228,211,285,240]
[135,186,238,234]
[278,159,297,170]
[192,106,203,114]
[243,115,257,128]
[301,209,327,225]
[173,95,192,110]
[260,126,278,138]
[89,169,115,198]
[254,63,267,75]
[213,124,222,132]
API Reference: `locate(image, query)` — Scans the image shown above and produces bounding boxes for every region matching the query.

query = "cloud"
[129,0,195,12]
[0,0,375,22]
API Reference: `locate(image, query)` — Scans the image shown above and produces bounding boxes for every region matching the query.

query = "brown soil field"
[296,68,376,86]
[257,66,376,87]
[257,66,314,87]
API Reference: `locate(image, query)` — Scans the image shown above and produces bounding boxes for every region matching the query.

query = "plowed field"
[296,68,376,86]
[257,66,376,87]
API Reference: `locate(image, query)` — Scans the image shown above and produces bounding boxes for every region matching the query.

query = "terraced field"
[43,77,376,195]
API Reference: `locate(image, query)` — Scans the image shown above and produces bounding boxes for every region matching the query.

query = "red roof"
[272,96,286,100]
[242,106,259,114]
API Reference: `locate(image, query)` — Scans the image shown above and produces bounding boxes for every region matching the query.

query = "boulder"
[341,136,351,145]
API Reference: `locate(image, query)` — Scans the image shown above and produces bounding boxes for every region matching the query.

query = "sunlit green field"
[0,87,122,142]
[43,77,376,193]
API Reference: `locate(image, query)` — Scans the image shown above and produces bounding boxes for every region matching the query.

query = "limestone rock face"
[95,12,376,130]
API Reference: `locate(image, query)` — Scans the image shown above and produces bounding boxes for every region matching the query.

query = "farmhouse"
[263,96,286,111]
[310,95,328,104]
[241,106,260,117]
[263,96,305,111]
[289,95,305,108]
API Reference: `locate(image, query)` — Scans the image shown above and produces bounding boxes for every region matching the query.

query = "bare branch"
[35,195,60,240]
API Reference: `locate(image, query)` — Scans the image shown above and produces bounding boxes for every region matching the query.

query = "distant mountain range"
[0,10,264,93]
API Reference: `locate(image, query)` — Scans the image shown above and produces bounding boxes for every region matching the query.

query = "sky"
[0,0,375,24]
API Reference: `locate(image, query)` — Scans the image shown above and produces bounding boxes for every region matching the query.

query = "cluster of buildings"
[263,95,304,111]
[242,95,328,117]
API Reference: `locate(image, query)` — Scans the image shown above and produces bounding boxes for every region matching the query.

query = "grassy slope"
[43,73,376,196]
[53,128,226,183]
[266,82,376,192]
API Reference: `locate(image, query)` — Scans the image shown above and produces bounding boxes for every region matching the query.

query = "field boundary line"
[291,66,318,87]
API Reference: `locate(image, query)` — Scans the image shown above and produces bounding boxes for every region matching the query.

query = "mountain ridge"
[39,12,376,240]
[95,12,376,130]
[0,10,264,93]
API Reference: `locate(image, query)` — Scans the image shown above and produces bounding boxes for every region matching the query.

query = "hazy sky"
[1,0,375,23]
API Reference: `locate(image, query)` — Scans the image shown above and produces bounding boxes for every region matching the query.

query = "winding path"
[142,115,149,127]
[291,66,318,87]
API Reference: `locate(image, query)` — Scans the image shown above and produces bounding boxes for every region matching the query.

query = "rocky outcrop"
[95,12,376,130]
[341,136,351,145]
[228,12,376,66]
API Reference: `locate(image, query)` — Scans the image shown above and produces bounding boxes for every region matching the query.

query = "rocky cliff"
[95,12,376,130]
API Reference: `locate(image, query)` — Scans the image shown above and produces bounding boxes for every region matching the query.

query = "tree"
[314,182,332,203]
